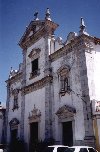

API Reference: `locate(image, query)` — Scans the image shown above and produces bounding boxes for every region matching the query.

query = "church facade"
[5,8,100,151]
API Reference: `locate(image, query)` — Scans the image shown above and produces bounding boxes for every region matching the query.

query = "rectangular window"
[13,96,18,111]
[64,77,70,91]
[32,58,38,72]
[30,58,39,78]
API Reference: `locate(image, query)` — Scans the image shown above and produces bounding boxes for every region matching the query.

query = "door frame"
[28,120,40,151]
[58,117,75,145]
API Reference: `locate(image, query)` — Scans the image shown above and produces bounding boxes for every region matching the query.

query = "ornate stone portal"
[28,105,41,123]
[9,118,19,130]
[56,105,76,120]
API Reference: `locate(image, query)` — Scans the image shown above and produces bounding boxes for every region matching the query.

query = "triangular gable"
[56,105,76,119]
[19,20,45,47]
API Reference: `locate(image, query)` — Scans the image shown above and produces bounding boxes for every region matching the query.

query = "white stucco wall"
[24,87,45,145]
[51,50,85,142]
[25,37,46,86]
[7,80,22,142]
[85,43,100,101]
[94,44,100,101]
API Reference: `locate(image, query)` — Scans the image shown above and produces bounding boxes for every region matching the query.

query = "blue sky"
[0,0,100,105]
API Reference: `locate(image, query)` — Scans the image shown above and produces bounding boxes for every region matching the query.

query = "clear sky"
[0,0,100,105]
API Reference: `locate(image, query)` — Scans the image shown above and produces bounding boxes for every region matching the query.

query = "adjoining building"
[5,8,100,151]
[92,100,100,151]
[0,102,6,144]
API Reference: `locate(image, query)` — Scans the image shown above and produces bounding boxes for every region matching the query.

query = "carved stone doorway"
[62,121,73,146]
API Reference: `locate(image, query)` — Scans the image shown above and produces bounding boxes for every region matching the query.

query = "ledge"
[29,69,40,80]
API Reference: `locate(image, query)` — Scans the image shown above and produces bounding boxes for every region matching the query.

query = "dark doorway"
[29,122,38,152]
[11,129,17,143]
[62,121,73,146]
[10,129,18,152]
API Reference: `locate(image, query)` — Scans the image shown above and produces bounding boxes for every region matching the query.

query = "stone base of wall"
[84,136,95,148]
[73,137,95,148]
[55,137,95,148]
[74,140,85,146]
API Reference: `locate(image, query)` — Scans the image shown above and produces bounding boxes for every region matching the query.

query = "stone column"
[77,45,95,147]
[20,49,27,140]
[44,34,53,140]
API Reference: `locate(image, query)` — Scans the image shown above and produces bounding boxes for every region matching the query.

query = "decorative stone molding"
[9,118,19,130]
[57,65,71,96]
[19,19,58,49]
[49,45,68,62]
[19,27,46,49]
[65,32,77,44]
[94,37,100,45]
[49,34,95,62]
[28,104,41,123]
[19,20,45,49]
[28,48,41,60]
[56,105,76,120]
[12,88,19,96]
[22,75,53,95]
[57,65,70,77]
[6,72,22,84]
[11,89,20,111]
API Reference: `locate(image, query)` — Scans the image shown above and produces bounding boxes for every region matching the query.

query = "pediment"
[28,48,41,59]
[57,65,70,77]
[19,20,45,48]
[56,105,76,119]
[28,104,41,123]
[9,118,19,126]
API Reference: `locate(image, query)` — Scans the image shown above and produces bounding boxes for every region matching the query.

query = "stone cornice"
[44,20,59,32]
[49,34,95,62]
[94,37,100,45]
[49,45,67,62]
[22,75,53,95]
[6,72,22,84]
